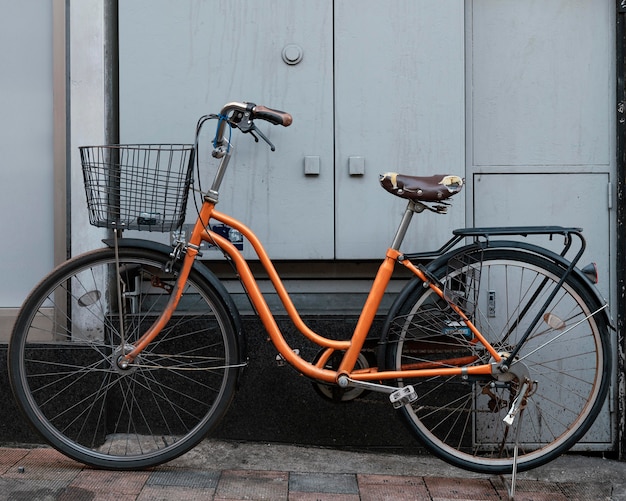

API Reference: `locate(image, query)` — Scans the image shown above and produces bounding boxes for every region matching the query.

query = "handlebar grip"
[252,105,293,127]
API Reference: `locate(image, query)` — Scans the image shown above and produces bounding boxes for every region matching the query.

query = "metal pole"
[52,0,69,340]
[615,0,626,462]
[53,0,69,264]
[104,0,119,147]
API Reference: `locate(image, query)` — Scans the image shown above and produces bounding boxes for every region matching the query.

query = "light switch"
[348,156,365,176]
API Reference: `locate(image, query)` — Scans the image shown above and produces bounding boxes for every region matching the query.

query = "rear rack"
[406,226,584,262]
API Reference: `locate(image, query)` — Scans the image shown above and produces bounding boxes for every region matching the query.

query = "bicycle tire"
[9,246,240,470]
[385,247,611,474]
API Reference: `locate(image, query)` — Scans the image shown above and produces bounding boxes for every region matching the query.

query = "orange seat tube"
[337,249,400,375]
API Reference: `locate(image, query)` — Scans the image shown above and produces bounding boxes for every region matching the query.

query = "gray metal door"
[334,0,465,258]
[118,1,615,448]
[119,1,465,260]
[467,0,615,448]
[0,3,54,308]
[119,0,335,259]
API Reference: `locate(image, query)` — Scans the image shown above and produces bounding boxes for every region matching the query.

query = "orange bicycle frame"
[123,195,501,385]
[121,102,502,385]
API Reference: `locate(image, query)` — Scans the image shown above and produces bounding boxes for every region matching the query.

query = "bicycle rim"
[9,247,239,469]
[387,248,610,473]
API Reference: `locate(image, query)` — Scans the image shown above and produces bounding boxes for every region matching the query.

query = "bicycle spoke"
[388,249,609,474]
[10,247,238,469]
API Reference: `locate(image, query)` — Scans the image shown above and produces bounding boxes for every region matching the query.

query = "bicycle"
[8,102,612,476]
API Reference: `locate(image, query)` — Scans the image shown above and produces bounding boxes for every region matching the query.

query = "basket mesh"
[80,144,195,232]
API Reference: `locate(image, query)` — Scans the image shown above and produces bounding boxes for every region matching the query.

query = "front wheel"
[9,246,240,470]
[385,247,611,474]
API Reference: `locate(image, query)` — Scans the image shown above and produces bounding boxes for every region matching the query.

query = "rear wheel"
[9,246,240,470]
[386,247,611,473]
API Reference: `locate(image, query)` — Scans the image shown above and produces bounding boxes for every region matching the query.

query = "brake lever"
[249,125,276,151]
[230,111,277,151]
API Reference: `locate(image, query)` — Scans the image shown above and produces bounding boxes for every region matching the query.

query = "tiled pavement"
[0,444,623,501]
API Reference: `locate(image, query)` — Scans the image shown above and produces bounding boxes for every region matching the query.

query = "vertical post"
[104,0,119,146]
[389,201,417,251]
[53,0,69,264]
[103,1,123,340]
[104,1,120,227]
[615,0,626,461]
[52,0,69,340]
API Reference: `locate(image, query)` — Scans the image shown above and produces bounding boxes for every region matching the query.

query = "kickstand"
[502,400,524,501]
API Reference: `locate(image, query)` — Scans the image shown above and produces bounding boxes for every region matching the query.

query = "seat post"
[390,200,422,251]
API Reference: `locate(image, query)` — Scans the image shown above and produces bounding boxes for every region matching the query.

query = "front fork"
[116,240,201,367]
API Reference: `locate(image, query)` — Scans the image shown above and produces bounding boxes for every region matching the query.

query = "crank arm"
[337,376,418,409]
[337,375,396,394]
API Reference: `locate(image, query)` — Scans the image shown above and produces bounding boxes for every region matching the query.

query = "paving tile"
[67,469,151,497]
[491,477,568,501]
[288,492,360,501]
[358,473,427,487]
[147,468,220,488]
[497,491,567,501]
[425,476,499,500]
[0,447,30,474]
[215,469,288,500]
[559,481,612,501]
[289,472,358,494]
[358,474,430,500]
[57,486,139,501]
[137,485,217,500]
[3,447,82,483]
[16,446,73,464]
[0,477,66,501]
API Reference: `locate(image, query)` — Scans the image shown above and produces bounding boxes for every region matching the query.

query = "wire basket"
[80,144,195,232]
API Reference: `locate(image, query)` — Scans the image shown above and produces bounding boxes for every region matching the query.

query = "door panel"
[470,0,611,168]
[468,1,614,448]
[473,173,610,300]
[0,1,54,306]
[467,0,613,344]
[119,0,335,259]
[334,0,465,259]
[473,172,612,445]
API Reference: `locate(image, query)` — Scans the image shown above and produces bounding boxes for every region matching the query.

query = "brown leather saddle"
[379,173,463,202]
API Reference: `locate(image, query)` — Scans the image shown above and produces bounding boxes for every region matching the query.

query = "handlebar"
[213,101,292,152]
[205,101,293,197]
[251,105,293,126]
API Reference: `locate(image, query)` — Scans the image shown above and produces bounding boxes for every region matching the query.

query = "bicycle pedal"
[389,385,417,409]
